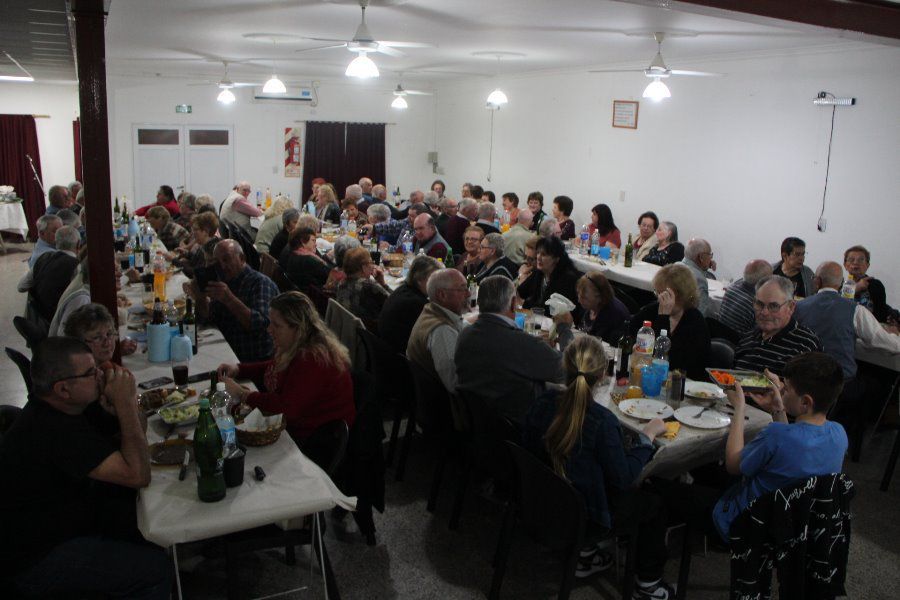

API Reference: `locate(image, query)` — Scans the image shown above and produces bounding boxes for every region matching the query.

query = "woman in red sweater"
[217,291,355,442]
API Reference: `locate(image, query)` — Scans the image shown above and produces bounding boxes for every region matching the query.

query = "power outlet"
[817,217,827,232]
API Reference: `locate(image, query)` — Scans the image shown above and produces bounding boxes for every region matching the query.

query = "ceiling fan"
[188,62,263,104]
[590,32,723,101]
[296,0,433,78]
[387,82,432,109]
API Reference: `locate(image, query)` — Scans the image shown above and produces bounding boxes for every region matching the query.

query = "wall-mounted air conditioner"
[252,86,316,105]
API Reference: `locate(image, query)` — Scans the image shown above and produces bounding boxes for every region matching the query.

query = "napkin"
[661,421,681,440]
[544,293,576,317]
[237,408,283,432]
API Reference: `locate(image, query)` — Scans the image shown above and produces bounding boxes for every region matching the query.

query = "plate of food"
[138,387,196,412]
[149,438,193,466]
[684,381,727,401]
[617,398,674,420]
[674,406,731,429]
[706,368,771,393]
[158,401,201,426]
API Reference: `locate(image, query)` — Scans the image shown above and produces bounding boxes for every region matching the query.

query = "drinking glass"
[530,308,545,336]
[640,363,665,398]
[172,360,189,386]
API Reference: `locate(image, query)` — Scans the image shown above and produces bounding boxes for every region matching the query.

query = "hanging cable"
[487,109,495,182]
[819,93,837,221]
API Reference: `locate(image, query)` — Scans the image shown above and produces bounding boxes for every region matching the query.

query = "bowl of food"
[706,368,771,393]
[158,401,201,426]
[138,387,196,413]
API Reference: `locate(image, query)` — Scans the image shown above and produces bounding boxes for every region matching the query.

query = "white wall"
[0,82,80,202]
[107,76,437,208]
[433,44,900,300]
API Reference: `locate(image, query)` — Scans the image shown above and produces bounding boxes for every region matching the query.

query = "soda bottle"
[194,397,226,502]
[579,224,591,255]
[631,320,656,385]
[623,233,634,267]
[265,187,272,209]
[590,231,601,256]
[211,382,237,457]
[841,276,856,299]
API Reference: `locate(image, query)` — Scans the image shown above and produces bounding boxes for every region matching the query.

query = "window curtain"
[0,115,44,240]
[302,121,386,203]
[73,118,83,183]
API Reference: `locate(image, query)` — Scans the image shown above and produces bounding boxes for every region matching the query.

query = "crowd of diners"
[2,175,898,598]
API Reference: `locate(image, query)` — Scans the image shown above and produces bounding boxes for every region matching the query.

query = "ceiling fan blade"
[186,82,217,86]
[303,36,348,43]
[376,45,404,58]
[232,82,261,87]
[588,69,645,73]
[296,44,348,54]
[377,41,434,48]
[669,69,725,77]
[404,90,432,96]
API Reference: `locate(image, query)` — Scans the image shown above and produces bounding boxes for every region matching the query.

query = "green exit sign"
[175,104,192,113]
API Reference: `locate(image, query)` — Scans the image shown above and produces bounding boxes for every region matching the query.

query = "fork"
[694,407,711,419]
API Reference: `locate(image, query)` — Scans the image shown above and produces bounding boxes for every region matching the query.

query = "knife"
[178,450,190,481]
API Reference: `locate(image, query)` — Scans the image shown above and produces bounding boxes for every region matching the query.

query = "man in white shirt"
[29,215,62,269]
[220,180,262,236]
[502,209,534,265]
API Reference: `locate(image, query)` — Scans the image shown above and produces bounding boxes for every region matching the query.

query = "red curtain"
[73,118,83,183]
[0,115,44,240]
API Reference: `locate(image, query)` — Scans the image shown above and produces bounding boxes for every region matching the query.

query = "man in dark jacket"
[378,256,441,353]
[19,226,81,324]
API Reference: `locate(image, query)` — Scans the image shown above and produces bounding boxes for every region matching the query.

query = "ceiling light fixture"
[485,54,509,110]
[217,88,236,104]
[346,52,379,79]
[263,42,287,94]
[391,94,407,109]
[1,52,35,82]
[643,77,671,102]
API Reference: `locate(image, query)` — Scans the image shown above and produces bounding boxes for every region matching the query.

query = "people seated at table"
[461,182,473,199]
[43,184,73,216]
[30,214,62,268]
[279,214,319,268]
[459,198,479,223]
[551,195,576,240]
[145,205,189,252]
[188,240,278,362]
[717,259,773,339]
[455,275,564,423]
[19,225,81,326]
[539,217,562,239]
[323,235,360,292]
[72,187,86,215]
[379,255,442,354]
[64,303,138,364]
[633,211,659,262]
[219,181,263,236]
[482,190,496,205]
[218,291,355,443]
[408,269,470,392]
[515,237,540,293]
[772,236,814,298]
[362,203,424,249]
[455,225,485,278]
[526,191,546,232]
[501,192,520,226]
[345,183,366,215]
[0,337,171,599]
[844,245,896,323]
[180,211,220,278]
[555,272,630,348]
[67,179,82,204]
[681,238,716,317]
[359,177,375,207]
[423,190,442,218]
[502,208,534,265]
[469,185,484,205]
[314,184,341,225]
[306,177,325,207]
[340,197,369,230]
[285,227,334,293]
[475,202,500,235]
[520,236,583,321]
[360,203,394,245]
[642,220,684,266]
[587,203,621,248]
[734,275,821,376]
[523,336,669,587]
[266,207,299,262]
[135,184,179,218]
[440,198,469,255]
[412,214,450,259]
[254,196,292,255]
[175,191,198,229]
[631,263,711,380]
[336,247,391,323]
[474,233,518,283]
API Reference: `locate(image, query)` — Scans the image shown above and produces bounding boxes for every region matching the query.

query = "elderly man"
[455,275,563,423]
[461,182,473,199]
[363,203,425,249]
[407,269,470,393]
[359,177,374,204]
[146,206,189,252]
[459,197,479,223]
[409,190,425,206]
[346,184,367,214]
[268,208,300,261]
[0,338,170,599]
[439,198,469,254]
[681,238,715,317]
[734,275,821,376]
[412,214,450,259]
[423,190,442,217]
[220,181,263,236]
[135,185,179,218]
[475,202,499,235]
[502,208,534,265]
[67,180,82,201]
[773,236,815,298]
[19,226,81,325]
[380,255,443,354]
[30,214,63,268]
[718,259,773,338]
[475,233,517,283]
[371,184,388,205]
[189,240,278,362]
[67,181,83,214]
[44,185,71,216]
[538,216,561,239]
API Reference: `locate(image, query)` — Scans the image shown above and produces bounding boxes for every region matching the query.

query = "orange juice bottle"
[152,252,167,302]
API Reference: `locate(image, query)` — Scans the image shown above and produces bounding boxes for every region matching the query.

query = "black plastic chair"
[0,404,23,437]
[5,348,32,396]
[707,338,736,369]
[614,286,641,316]
[705,317,741,346]
[13,316,45,349]
[881,428,900,491]
[300,420,349,477]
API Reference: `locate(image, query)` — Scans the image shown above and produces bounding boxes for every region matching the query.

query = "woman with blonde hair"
[523,335,669,590]
[254,195,293,254]
[315,184,341,225]
[218,291,355,442]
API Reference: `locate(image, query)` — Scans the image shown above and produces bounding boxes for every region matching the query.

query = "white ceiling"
[101,0,875,89]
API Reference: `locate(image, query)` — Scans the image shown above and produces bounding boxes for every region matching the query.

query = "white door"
[132,125,184,211]
[184,126,234,204]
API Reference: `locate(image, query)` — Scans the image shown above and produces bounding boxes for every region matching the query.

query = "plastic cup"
[223,445,246,488]
[641,364,664,398]
[514,312,526,329]
[598,246,611,260]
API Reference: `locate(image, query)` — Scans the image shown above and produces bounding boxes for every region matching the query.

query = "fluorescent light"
[391,95,408,109]
[262,75,286,94]
[0,75,35,82]
[643,77,671,102]
[217,88,236,104]
[486,88,508,106]
[345,53,379,79]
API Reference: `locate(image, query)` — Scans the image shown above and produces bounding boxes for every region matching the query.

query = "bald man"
[718,259,773,337]
[682,238,715,317]
[412,213,450,260]
[220,180,263,237]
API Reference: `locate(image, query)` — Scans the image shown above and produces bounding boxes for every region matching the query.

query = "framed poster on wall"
[612,100,639,129]
[284,126,303,178]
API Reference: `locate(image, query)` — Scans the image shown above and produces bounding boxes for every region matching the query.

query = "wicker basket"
[236,419,285,446]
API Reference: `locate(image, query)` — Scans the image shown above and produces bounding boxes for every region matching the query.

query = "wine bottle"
[623,233,634,268]
[183,297,198,355]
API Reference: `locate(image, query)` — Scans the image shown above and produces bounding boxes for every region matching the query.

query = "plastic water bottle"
[841,277,856,299]
[347,219,357,238]
[128,216,139,241]
[210,383,237,457]
[399,230,414,255]
[579,224,591,255]
[653,329,671,361]
[590,231,601,256]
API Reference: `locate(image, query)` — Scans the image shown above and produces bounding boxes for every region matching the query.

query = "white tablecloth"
[0,201,28,238]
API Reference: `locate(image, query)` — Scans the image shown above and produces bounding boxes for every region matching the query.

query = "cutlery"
[162,422,177,440]
[178,450,190,481]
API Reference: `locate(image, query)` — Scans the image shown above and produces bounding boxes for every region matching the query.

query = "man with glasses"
[474,233,517,283]
[734,275,821,376]
[773,236,815,298]
[0,337,171,599]
[220,180,263,238]
[411,213,450,260]
[439,197,470,255]
[682,238,716,318]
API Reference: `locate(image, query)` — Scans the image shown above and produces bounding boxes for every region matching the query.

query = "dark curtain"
[0,115,44,240]
[346,123,386,193]
[73,118,83,183]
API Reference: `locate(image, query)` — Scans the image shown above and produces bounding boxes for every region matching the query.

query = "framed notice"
[612,100,639,129]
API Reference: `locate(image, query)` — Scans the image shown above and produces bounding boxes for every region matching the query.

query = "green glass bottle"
[193,397,226,502]
[623,233,634,268]
[445,247,455,269]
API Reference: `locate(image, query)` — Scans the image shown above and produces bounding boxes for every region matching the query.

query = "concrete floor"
[2,241,898,599]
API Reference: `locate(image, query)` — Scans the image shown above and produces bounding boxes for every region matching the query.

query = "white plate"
[618,398,674,420]
[674,406,731,429]
[684,381,726,401]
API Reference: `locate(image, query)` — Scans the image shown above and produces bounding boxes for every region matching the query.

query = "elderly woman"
[364,203,394,245]
[267,207,299,262]
[587,203,621,248]
[844,245,893,323]
[180,212,220,277]
[501,192,520,225]
[218,291,355,443]
[552,196,576,240]
[280,214,320,268]
[64,302,137,365]
[324,235,361,292]
[379,255,442,353]
[475,232,518,283]
[633,211,659,262]
[176,192,198,229]
[555,272,631,349]
[335,247,391,322]
[456,225,484,278]
[520,235,583,321]
[315,184,341,225]
[643,221,684,266]
[631,263,710,379]
[254,196,293,254]
[340,197,368,230]
[285,227,334,293]
[146,206,189,251]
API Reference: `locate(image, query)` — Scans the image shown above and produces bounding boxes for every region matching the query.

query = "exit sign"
[175,104,192,113]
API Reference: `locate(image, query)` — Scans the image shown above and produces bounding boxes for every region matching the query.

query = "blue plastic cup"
[514,312,526,329]
[641,364,664,398]
[598,246,611,260]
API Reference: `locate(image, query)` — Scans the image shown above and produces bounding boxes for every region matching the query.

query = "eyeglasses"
[845,257,868,264]
[84,331,117,345]
[479,244,493,251]
[55,366,100,384]
[464,236,482,243]
[753,299,791,313]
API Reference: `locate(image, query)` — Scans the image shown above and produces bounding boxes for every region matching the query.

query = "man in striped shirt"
[718,260,773,337]
[734,275,821,376]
